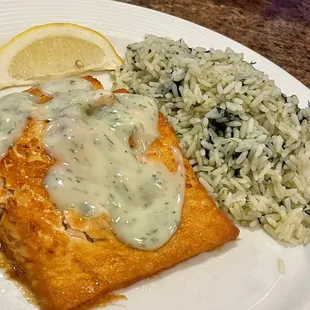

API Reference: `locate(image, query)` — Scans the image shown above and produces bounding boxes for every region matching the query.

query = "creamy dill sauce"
[0,93,37,158]
[0,78,185,250]
[40,78,93,95]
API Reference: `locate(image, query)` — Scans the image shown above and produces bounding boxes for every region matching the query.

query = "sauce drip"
[0,78,185,250]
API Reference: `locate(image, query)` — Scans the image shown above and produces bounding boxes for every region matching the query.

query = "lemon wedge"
[0,23,124,89]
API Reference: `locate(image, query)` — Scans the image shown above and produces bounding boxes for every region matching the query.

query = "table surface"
[119,0,310,89]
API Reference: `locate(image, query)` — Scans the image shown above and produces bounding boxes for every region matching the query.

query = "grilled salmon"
[0,76,239,310]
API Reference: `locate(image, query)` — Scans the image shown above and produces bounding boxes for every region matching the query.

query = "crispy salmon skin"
[0,76,239,310]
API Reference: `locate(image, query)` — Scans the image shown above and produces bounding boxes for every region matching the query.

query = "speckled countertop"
[119,0,310,88]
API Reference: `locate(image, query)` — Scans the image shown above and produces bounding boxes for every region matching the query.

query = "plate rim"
[0,1,309,310]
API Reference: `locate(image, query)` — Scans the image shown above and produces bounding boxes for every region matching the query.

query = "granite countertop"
[121,0,310,88]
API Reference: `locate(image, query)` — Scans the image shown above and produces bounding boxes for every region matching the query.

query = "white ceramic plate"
[0,1,309,309]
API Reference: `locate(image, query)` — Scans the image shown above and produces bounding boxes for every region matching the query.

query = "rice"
[277,258,285,274]
[113,35,310,245]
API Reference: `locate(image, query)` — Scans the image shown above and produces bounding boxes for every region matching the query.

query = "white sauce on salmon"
[0,92,37,158]
[0,78,185,250]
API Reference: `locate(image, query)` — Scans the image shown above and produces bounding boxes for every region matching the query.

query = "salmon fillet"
[0,76,239,310]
